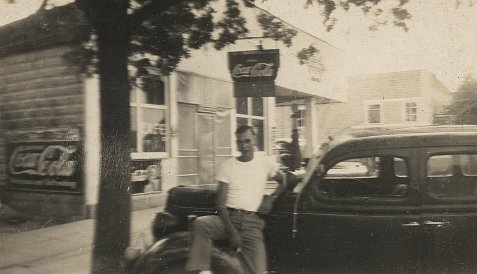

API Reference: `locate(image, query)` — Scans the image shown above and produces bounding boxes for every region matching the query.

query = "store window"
[130,76,168,159]
[236,97,266,151]
[405,102,417,122]
[130,160,161,194]
[367,104,381,124]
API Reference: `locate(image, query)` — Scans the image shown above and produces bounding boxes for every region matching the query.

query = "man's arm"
[269,170,287,198]
[258,170,302,214]
[216,181,242,251]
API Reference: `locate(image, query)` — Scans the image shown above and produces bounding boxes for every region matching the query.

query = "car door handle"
[422,220,449,227]
[401,221,421,227]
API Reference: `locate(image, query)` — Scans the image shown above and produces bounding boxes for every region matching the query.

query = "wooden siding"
[316,70,452,144]
[348,70,422,101]
[0,46,84,186]
[0,190,84,221]
[383,101,404,124]
[317,102,357,143]
[275,106,294,139]
[0,140,5,183]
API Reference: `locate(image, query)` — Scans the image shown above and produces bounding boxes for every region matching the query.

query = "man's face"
[236,129,256,154]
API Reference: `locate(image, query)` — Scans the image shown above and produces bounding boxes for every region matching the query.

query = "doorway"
[197,112,215,184]
[177,103,232,185]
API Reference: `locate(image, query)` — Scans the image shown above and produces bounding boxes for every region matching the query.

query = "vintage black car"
[130,126,477,273]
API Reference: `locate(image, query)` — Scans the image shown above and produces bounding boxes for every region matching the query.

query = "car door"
[294,149,423,273]
[263,190,298,273]
[419,146,477,273]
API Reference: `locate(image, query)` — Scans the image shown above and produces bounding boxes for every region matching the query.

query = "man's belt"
[226,207,256,215]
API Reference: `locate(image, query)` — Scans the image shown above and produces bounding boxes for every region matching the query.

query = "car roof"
[322,125,477,159]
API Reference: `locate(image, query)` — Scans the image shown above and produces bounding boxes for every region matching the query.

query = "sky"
[1,0,476,91]
[257,0,477,92]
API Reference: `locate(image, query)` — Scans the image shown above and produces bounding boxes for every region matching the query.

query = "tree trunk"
[91,2,131,273]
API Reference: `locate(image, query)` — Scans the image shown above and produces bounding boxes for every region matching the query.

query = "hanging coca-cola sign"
[228,49,280,97]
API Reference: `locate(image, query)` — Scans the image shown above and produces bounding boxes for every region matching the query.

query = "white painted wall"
[83,76,101,213]
[176,2,346,102]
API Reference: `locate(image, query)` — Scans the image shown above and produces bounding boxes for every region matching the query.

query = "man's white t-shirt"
[216,155,279,212]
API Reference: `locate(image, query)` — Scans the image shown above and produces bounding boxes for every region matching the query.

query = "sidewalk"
[0,206,163,274]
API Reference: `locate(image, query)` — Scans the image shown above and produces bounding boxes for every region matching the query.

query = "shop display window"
[130,76,168,159]
[236,97,266,151]
[130,160,162,194]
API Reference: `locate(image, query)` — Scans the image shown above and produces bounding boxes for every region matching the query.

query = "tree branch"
[38,0,49,10]
[128,0,186,30]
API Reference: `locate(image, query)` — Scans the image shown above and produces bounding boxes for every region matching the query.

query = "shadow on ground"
[0,205,56,234]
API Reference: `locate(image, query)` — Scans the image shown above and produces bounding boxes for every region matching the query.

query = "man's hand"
[228,227,242,252]
[257,194,276,214]
[285,170,303,191]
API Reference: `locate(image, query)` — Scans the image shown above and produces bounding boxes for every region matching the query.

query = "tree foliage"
[297,45,319,65]
[256,13,297,47]
[305,0,412,31]
[3,0,419,80]
[447,75,477,124]
[72,0,253,79]
[62,0,306,87]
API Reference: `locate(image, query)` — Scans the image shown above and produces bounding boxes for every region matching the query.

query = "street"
[0,206,162,273]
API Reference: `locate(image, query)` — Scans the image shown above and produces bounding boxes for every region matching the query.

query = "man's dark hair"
[235,125,255,135]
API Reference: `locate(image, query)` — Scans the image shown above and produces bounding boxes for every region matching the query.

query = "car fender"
[129,231,243,274]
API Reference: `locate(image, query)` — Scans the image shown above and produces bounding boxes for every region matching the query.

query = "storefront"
[170,70,276,186]
[0,3,345,221]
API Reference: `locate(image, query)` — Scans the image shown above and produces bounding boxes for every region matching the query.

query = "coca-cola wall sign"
[6,128,82,191]
[228,49,280,97]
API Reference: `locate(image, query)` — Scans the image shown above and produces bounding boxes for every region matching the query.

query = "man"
[186,125,291,274]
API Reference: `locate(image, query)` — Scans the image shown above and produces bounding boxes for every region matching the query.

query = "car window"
[427,154,477,196]
[326,158,379,178]
[394,157,409,178]
[427,155,453,177]
[321,156,409,198]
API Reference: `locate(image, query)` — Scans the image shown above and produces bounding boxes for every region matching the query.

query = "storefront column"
[162,73,179,192]
[84,76,101,218]
[304,97,318,159]
[266,96,276,154]
[231,99,238,155]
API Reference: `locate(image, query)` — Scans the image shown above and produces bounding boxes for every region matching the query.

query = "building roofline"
[252,4,342,52]
[349,69,428,79]
[0,3,90,58]
[348,69,452,93]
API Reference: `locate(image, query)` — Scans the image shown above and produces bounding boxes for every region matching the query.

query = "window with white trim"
[367,104,381,124]
[405,102,417,122]
[297,105,306,128]
[130,76,168,159]
[236,97,266,151]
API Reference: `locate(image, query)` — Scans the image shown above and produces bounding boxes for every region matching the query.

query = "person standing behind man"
[185,125,290,274]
